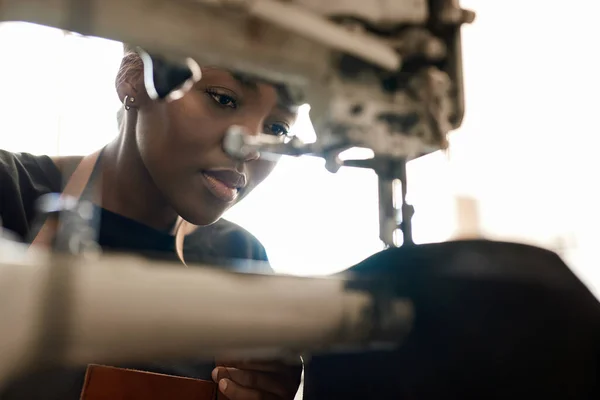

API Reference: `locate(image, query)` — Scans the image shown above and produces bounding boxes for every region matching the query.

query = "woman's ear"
[115,52,147,106]
[116,82,137,106]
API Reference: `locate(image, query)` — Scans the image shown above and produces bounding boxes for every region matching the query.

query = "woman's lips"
[201,172,239,203]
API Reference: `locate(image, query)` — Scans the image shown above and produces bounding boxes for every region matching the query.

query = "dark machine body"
[305,240,600,399]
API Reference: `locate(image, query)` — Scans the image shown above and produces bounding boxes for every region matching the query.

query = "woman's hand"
[212,359,302,400]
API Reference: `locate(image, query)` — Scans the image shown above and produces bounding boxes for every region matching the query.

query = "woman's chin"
[179,202,228,227]
[183,211,223,227]
[170,186,231,227]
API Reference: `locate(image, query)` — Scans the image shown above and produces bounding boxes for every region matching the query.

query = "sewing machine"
[0,0,598,398]
[0,0,474,247]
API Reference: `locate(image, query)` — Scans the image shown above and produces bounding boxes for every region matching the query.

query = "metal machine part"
[31,193,101,256]
[297,0,431,27]
[0,234,597,398]
[138,49,203,101]
[0,0,474,248]
[304,240,600,399]
[0,247,414,389]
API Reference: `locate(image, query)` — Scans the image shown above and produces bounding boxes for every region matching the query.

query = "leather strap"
[30,151,101,250]
[31,151,199,265]
[173,216,200,266]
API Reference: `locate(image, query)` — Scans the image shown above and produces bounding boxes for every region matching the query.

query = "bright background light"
[1,0,599,296]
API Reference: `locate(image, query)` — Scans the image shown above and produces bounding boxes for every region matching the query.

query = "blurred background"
[1,0,599,296]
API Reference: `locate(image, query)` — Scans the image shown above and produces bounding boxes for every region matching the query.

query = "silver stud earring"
[124,95,135,110]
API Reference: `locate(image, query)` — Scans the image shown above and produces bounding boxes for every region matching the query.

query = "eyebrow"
[274,85,301,113]
[204,66,300,113]
[202,66,257,90]
[231,71,300,113]
[231,72,259,91]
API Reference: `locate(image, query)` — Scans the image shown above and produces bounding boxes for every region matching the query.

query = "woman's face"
[123,66,297,226]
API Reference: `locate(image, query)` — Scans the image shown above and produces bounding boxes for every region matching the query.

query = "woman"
[0,50,301,399]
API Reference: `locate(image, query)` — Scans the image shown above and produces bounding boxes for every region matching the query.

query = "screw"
[350,104,364,116]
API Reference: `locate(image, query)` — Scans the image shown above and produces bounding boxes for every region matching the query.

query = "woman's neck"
[99,133,178,232]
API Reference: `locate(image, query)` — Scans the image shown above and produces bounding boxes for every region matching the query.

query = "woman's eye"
[265,123,289,137]
[206,90,238,109]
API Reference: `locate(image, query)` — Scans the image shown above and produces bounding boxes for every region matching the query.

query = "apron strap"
[30,150,101,250]
[173,218,199,267]
[31,150,199,266]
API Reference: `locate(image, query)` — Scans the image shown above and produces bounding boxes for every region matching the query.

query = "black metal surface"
[139,51,194,100]
[304,240,600,399]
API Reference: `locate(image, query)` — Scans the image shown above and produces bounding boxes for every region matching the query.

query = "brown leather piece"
[80,364,220,400]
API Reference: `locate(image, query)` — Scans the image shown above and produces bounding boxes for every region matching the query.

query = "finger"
[212,367,288,398]
[218,378,279,400]
[212,365,232,382]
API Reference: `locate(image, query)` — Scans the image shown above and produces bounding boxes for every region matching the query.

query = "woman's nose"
[223,124,261,162]
[238,117,264,137]
[240,120,262,162]
[244,149,261,162]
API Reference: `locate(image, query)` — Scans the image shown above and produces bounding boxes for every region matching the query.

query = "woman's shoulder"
[184,218,272,273]
[0,150,63,190]
[213,218,269,258]
[0,150,64,240]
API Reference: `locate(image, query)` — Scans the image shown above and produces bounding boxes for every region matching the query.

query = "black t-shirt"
[0,150,272,399]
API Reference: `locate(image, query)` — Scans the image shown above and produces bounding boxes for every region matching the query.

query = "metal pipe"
[247,0,402,71]
[0,252,413,386]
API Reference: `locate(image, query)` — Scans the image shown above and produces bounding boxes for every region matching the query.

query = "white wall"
[1,1,599,296]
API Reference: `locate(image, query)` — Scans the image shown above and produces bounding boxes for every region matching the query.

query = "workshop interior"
[0,0,599,399]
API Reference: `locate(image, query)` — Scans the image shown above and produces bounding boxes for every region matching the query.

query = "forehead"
[201,67,299,114]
